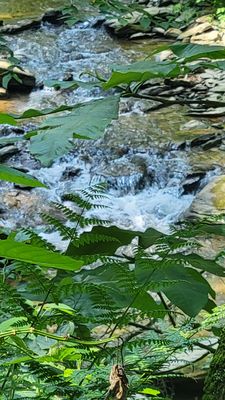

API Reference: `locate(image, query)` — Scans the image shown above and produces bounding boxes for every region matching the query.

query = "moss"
[211,177,225,209]
[203,329,225,400]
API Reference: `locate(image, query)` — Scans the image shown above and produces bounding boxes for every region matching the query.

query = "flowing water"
[0,2,217,240]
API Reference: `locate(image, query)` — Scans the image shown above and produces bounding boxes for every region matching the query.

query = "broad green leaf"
[0,136,24,145]
[30,96,120,166]
[0,240,83,271]
[162,267,210,317]
[0,164,47,188]
[11,104,75,120]
[135,257,212,316]
[103,60,181,89]
[181,253,225,276]
[0,113,17,125]
[0,105,76,126]
[170,43,225,62]
[45,79,101,90]
[67,225,163,257]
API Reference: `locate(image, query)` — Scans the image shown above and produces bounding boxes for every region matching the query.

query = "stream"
[0,1,222,243]
[0,2,224,399]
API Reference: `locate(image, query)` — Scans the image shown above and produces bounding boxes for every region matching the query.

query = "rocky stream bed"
[1,1,225,399]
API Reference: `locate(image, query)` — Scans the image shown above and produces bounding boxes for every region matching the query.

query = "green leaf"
[103,60,181,89]
[67,225,163,257]
[163,267,210,317]
[170,43,225,62]
[0,136,24,146]
[181,253,225,276]
[139,388,160,395]
[0,317,28,332]
[0,113,17,125]
[45,79,100,90]
[2,72,12,89]
[0,164,47,188]
[30,96,120,166]
[0,240,83,271]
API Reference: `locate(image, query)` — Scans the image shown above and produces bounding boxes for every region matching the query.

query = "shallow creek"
[0,1,221,241]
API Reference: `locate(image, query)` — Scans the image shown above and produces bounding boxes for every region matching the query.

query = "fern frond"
[52,202,110,227]
[20,228,56,251]
[42,213,77,240]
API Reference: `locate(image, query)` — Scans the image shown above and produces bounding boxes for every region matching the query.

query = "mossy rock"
[189,175,225,217]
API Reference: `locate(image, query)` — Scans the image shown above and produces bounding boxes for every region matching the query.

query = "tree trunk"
[203,329,225,400]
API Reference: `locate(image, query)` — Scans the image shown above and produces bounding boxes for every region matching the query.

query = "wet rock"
[0,190,52,228]
[60,167,82,180]
[188,107,225,117]
[42,9,65,25]
[0,125,24,136]
[189,175,225,217]
[190,133,223,149]
[92,157,153,194]
[181,120,208,130]
[0,145,19,161]
[0,60,36,92]
[182,171,206,194]
[178,22,212,40]
[0,19,41,34]
[91,17,106,29]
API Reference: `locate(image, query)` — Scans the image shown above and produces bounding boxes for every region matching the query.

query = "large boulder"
[189,175,225,217]
[0,60,36,92]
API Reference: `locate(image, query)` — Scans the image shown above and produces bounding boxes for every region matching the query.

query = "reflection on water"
[0,0,69,20]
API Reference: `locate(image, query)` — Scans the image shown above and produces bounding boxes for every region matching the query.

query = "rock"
[181,120,208,130]
[188,107,225,117]
[153,49,174,62]
[0,145,19,160]
[92,158,153,194]
[191,30,220,43]
[0,88,8,99]
[0,19,41,34]
[0,190,54,228]
[42,9,65,25]
[143,6,161,16]
[189,175,225,217]
[210,84,225,93]
[144,6,173,16]
[130,32,154,39]
[0,125,24,136]
[60,167,82,180]
[152,26,166,35]
[178,22,212,40]
[0,60,36,92]
[182,172,206,194]
[190,133,222,149]
[195,15,212,24]
[91,16,106,29]
[165,27,182,38]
